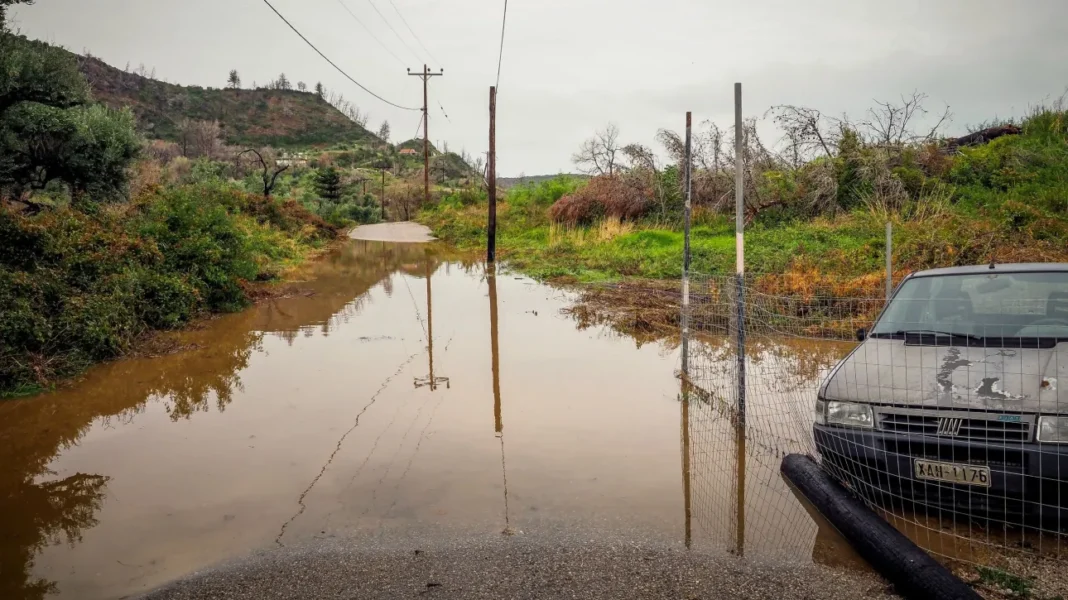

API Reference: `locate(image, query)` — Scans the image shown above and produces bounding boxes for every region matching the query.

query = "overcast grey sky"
[11,0,1068,176]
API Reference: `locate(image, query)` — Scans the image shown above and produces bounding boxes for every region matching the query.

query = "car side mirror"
[856,328,867,342]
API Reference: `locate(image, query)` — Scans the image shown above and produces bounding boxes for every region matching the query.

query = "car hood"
[820,338,1067,413]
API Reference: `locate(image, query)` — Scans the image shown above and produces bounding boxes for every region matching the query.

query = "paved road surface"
[350,222,436,243]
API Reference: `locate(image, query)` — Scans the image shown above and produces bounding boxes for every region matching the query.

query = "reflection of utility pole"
[490,264,502,433]
[488,263,510,534]
[414,251,449,391]
[735,419,746,557]
[681,379,692,550]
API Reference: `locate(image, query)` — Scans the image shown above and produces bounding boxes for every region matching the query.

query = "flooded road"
[0,240,873,600]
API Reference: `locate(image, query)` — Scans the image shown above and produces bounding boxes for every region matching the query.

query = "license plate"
[914,460,991,487]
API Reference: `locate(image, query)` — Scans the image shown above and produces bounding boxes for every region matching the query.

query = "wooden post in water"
[487,86,497,263]
[733,82,747,559]
[681,111,692,378]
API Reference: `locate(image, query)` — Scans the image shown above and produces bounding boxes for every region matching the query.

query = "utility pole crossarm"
[407,66,444,208]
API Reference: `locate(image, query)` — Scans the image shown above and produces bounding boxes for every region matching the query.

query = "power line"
[260,0,419,111]
[333,0,406,68]
[364,0,424,65]
[438,100,451,123]
[385,0,442,67]
[495,0,509,90]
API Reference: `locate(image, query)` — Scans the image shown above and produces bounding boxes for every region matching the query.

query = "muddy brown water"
[1,240,872,600]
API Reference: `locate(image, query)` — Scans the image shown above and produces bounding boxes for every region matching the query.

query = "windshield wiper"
[877,329,984,342]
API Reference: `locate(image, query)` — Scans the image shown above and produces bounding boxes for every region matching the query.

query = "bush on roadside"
[0,185,340,397]
[549,174,650,225]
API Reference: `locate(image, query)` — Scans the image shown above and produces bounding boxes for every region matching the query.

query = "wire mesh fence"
[680,270,1068,592]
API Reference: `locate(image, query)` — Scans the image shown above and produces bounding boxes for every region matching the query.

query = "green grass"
[419,110,1068,283]
[976,566,1035,597]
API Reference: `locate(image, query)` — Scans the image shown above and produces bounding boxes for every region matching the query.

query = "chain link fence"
[678,271,1068,594]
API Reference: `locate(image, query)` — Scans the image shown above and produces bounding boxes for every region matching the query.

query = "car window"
[871,271,1068,339]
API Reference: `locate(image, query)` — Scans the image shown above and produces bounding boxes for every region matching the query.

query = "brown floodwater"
[0,240,866,600]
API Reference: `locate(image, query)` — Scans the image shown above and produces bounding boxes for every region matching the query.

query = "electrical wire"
[438,100,451,123]
[413,112,424,140]
[494,0,508,90]
[260,0,419,111]
[363,0,424,65]
[385,0,442,67]
[333,0,406,68]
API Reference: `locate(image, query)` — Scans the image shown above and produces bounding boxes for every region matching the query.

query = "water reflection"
[0,240,445,598]
[680,334,867,568]
[488,264,511,534]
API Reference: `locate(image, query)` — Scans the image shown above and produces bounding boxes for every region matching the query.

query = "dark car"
[813,263,1068,524]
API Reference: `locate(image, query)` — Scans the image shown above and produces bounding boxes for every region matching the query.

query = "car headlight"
[1037,417,1068,443]
[824,401,874,429]
[815,399,827,425]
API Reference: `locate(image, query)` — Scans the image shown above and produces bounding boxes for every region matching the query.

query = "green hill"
[76,54,375,149]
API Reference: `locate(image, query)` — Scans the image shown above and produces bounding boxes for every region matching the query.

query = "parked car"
[813,263,1068,524]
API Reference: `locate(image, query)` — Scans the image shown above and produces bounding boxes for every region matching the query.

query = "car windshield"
[870,271,1068,340]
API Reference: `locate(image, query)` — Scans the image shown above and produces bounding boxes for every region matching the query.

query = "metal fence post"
[681,112,693,378]
[734,83,746,425]
[886,221,893,302]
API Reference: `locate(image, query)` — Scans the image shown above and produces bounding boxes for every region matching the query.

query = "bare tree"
[572,123,622,176]
[622,142,670,219]
[297,81,307,92]
[377,120,391,143]
[860,91,951,145]
[240,149,290,199]
[768,105,841,160]
[176,119,223,159]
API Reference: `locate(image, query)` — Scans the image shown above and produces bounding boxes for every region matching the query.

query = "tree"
[176,119,222,158]
[314,82,325,98]
[3,103,140,204]
[0,33,139,206]
[239,148,289,199]
[297,81,307,92]
[0,0,32,31]
[572,123,621,177]
[227,69,241,89]
[377,120,390,143]
[0,34,89,116]
[274,73,291,91]
[860,91,951,146]
[314,166,343,214]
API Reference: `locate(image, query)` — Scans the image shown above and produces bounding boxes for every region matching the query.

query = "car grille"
[877,412,1033,443]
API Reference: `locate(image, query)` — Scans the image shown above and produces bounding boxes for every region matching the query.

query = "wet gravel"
[140,534,897,600]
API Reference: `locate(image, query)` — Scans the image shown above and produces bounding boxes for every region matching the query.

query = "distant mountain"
[76,54,375,149]
[498,174,588,188]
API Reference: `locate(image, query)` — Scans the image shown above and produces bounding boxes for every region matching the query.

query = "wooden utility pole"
[408,65,444,207]
[380,167,388,221]
[487,86,497,263]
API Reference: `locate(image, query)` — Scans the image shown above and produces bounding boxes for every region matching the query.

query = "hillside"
[76,54,375,149]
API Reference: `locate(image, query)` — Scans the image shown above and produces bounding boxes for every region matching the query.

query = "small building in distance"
[398,148,419,156]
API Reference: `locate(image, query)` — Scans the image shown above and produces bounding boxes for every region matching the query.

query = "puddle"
[1,240,864,600]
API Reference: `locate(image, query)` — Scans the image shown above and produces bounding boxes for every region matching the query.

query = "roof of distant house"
[399,148,419,155]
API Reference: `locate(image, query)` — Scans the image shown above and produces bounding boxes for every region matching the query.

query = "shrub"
[549,175,650,224]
